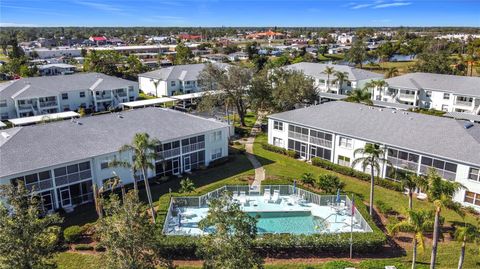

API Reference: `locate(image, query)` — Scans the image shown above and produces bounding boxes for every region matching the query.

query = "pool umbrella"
[336,189,341,205]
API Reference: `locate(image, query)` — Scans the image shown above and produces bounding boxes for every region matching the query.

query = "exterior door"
[60,187,72,208]
[300,144,307,159]
[41,191,54,212]
[172,159,180,175]
[184,156,191,172]
[310,146,317,160]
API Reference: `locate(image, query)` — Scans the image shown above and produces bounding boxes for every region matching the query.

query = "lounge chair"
[263,189,271,202]
[232,191,239,201]
[416,193,427,200]
[239,191,248,205]
[270,190,280,203]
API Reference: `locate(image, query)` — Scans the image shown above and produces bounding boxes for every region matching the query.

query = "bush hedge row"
[311,157,403,192]
[261,143,297,158]
[63,225,83,243]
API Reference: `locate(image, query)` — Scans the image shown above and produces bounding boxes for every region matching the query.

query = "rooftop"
[138,63,229,82]
[0,73,137,100]
[284,63,384,82]
[269,101,480,166]
[385,72,480,97]
[0,107,228,178]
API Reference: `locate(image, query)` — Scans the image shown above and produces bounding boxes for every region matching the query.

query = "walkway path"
[243,113,266,190]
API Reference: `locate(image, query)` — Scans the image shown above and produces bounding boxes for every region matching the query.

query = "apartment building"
[284,63,384,95]
[0,73,139,120]
[268,101,480,209]
[0,108,229,212]
[138,63,229,97]
[372,72,480,115]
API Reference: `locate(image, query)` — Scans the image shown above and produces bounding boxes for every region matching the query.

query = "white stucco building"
[0,73,139,120]
[138,63,229,97]
[0,108,229,212]
[267,101,480,210]
[372,72,480,116]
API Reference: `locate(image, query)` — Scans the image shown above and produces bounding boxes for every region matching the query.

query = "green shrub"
[316,174,345,194]
[311,157,402,192]
[74,244,94,251]
[63,225,83,243]
[375,200,396,215]
[261,143,298,159]
[94,244,106,252]
[286,150,298,158]
[300,172,315,185]
[322,260,355,269]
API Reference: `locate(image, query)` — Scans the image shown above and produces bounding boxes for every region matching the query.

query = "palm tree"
[345,89,373,105]
[374,79,388,99]
[389,209,435,269]
[322,66,335,91]
[332,71,349,94]
[454,222,479,269]
[400,173,426,210]
[151,79,160,97]
[120,133,160,223]
[108,156,139,192]
[352,143,389,215]
[421,169,465,269]
[385,67,399,78]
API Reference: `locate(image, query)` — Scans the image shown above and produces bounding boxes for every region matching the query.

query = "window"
[425,91,432,98]
[464,191,480,206]
[212,130,222,142]
[310,145,331,160]
[339,137,353,149]
[62,93,68,100]
[443,93,450,100]
[170,81,176,87]
[100,161,109,169]
[211,148,222,160]
[469,168,480,182]
[0,99,6,107]
[420,156,457,180]
[273,137,284,147]
[129,96,134,101]
[79,91,85,98]
[0,113,8,120]
[273,121,283,131]
[338,155,351,167]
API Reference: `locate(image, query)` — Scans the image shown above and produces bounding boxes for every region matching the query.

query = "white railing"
[387,156,418,171]
[158,148,181,159]
[288,131,308,142]
[398,93,416,100]
[454,100,473,107]
[420,165,456,181]
[39,101,58,108]
[310,137,332,148]
[182,141,205,154]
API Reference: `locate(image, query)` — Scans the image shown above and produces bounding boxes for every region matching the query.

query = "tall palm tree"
[400,173,426,210]
[322,66,335,91]
[374,79,388,99]
[332,71,349,94]
[385,67,399,78]
[454,222,479,269]
[345,89,373,105]
[351,143,390,215]
[421,169,465,269]
[389,209,435,269]
[120,132,160,223]
[108,156,138,192]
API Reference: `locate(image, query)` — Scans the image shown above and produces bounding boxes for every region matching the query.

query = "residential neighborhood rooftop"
[0,107,228,178]
[385,72,480,97]
[0,73,137,100]
[284,62,384,81]
[138,63,229,81]
[269,101,480,166]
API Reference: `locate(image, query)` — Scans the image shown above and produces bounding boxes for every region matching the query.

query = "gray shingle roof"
[284,63,384,82]
[269,101,480,166]
[139,63,229,81]
[0,73,137,100]
[0,108,228,178]
[385,72,480,97]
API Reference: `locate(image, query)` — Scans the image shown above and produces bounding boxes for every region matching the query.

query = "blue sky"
[1,0,479,27]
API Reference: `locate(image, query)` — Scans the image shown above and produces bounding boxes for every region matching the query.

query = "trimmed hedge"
[74,244,94,251]
[261,143,298,158]
[63,225,83,243]
[311,157,403,192]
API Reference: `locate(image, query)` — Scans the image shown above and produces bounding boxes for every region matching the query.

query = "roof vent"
[379,108,383,111]
[1,132,10,139]
[464,122,474,129]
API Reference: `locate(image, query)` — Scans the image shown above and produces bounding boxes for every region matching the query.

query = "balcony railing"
[96,94,112,101]
[54,170,92,187]
[18,104,35,110]
[182,141,205,154]
[158,147,181,159]
[39,101,58,108]
[387,156,418,171]
[454,100,474,107]
[419,165,456,181]
[288,131,308,142]
[26,179,53,192]
[309,137,332,148]
[398,93,416,100]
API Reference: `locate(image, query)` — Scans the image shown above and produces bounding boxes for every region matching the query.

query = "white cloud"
[351,4,373,9]
[373,2,412,8]
[74,1,123,12]
[0,22,38,27]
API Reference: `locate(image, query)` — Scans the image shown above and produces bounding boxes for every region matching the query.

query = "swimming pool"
[163,185,372,236]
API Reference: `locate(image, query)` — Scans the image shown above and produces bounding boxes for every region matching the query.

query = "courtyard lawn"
[254,133,479,269]
[363,61,417,75]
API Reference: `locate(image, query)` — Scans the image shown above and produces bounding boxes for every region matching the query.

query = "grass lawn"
[363,61,417,75]
[225,111,257,137]
[254,133,479,269]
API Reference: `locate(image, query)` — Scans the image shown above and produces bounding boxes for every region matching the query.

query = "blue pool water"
[248,211,326,234]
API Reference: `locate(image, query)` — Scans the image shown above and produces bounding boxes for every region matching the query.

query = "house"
[23,47,82,59]
[0,107,229,212]
[227,52,249,61]
[372,73,480,115]
[0,73,139,120]
[200,54,228,63]
[267,101,480,209]
[178,33,203,41]
[38,63,76,76]
[337,33,356,44]
[89,36,108,45]
[284,63,384,95]
[246,30,285,40]
[138,63,229,97]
